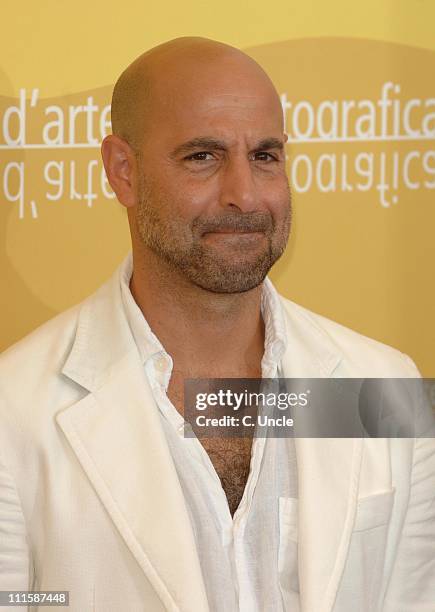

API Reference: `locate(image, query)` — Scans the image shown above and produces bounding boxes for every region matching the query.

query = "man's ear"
[101,135,138,208]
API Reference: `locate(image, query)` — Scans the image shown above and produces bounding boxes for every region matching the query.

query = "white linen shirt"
[119,254,300,612]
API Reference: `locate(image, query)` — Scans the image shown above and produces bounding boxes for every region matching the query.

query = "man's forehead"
[176,93,276,114]
[190,92,271,109]
[141,94,284,152]
[146,86,283,131]
[156,115,284,155]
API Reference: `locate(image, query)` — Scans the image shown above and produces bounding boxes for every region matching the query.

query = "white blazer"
[0,261,434,612]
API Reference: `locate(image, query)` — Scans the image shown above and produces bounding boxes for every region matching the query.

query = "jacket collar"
[62,259,138,392]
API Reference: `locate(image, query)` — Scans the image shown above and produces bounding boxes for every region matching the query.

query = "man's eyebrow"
[251,138,285,152]
[171,138,227,157]
[171,136,285,158]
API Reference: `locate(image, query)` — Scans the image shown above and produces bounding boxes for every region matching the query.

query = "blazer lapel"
[279,298,364,612]
[56,265,209,612]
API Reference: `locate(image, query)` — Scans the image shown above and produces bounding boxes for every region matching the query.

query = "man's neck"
[129,251,265,377]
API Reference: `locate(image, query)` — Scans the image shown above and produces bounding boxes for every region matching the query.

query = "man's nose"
[219,157,258,213]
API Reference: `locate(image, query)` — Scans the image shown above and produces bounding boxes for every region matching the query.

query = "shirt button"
[155,355,168,372]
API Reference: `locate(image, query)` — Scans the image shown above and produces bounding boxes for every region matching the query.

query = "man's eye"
[185,151,214,161]
[252,151,277,162]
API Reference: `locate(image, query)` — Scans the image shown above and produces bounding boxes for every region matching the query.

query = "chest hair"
[167,372,256,516]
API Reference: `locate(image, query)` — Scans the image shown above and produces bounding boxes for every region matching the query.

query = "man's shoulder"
[0,259,130,412]
[0,264,120,379]
[278,294,420,377]
[0,301,82,387]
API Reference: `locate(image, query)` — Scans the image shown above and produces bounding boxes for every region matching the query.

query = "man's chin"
[189,265,269,294]
[181,246,279,293]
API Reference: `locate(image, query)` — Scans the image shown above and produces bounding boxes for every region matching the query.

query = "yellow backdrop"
[1,0,434,375]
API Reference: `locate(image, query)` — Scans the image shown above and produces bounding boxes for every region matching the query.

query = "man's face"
[133,69,291,293]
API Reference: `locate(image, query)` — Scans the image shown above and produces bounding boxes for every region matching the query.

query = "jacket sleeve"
[0,456,32,608]
[382,435,435,610]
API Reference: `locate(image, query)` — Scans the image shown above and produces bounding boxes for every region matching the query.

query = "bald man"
[0,37,434,612]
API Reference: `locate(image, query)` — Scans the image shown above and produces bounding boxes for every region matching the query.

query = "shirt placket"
[150,351,236,548]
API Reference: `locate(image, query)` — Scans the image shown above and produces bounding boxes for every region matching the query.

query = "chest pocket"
[334,488,395,612]
[278,497,300,611]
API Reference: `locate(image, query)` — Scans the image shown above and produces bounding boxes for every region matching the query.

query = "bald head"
[110,37,283,151]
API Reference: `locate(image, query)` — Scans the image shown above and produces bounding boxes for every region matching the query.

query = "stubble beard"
[135,176,291,294]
